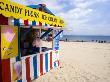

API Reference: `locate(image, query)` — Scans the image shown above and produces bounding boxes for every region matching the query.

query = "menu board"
[1,25,18,59]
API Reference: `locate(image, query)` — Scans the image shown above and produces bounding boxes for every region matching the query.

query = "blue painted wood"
[45,23,47,26]
[14,19,19,26]
[45,53,48,72]
[40,28,53,39]
[32,21,36,26]
[16,24,21,61]
[16,55,20,61]
[17,79,22,82]
[54,62,57,67]
[33,55,37,79]
[27,5,55,15]
[53,30,63,39]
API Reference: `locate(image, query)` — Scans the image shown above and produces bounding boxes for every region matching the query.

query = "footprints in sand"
[33,61,110,82]
[55,61,109,82]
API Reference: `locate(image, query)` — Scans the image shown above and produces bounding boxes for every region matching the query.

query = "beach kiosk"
[0,0,65,82]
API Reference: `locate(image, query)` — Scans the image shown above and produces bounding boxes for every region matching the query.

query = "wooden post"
[0,26,11,81]
[39,28,42,53]
[0,26,2,82]
[39,6,42,54]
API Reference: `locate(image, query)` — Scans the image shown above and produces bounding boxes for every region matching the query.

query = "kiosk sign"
[0,0,65,27]
[1,25,18,59]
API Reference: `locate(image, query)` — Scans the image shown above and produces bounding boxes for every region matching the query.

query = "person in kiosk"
[20,28,41,56]
[31,30,41,53]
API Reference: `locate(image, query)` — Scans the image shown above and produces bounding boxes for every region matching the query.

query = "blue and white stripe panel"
[33,55,37,78]
[8,50,60,82]
[21,57,27,82]
[43,52,46,74]
[29,55,34,80]
[36,53,40,77]
[45,51,49,72]
[21,53,40,81]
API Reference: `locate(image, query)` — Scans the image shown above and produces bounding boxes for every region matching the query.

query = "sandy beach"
[33,42,110,82]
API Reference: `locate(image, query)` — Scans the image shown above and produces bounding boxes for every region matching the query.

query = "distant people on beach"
[62,35,110,43]
[91,40,107,43]
[92,40,94,42]
[66,38,67,42]
[98,40,107,43]
[62,37,108,43]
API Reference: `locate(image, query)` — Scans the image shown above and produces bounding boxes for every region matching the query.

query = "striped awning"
[8,17,48,27]
[0,14,51,28]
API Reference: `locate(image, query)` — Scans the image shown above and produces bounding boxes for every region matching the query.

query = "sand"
[33,42,110,82]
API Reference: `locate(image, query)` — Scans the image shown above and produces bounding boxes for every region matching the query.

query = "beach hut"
[0,1,65,82]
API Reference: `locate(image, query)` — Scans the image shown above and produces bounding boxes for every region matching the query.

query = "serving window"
[20,27,40,57]
[20,27,53,57]
[41,29,53,51]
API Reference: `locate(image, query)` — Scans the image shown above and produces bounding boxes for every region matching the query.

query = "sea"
[61,35,110,43]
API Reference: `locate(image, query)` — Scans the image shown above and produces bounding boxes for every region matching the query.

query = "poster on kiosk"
[1,25,18,59]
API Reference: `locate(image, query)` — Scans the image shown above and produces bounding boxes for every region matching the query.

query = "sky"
[10,0,110,36]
